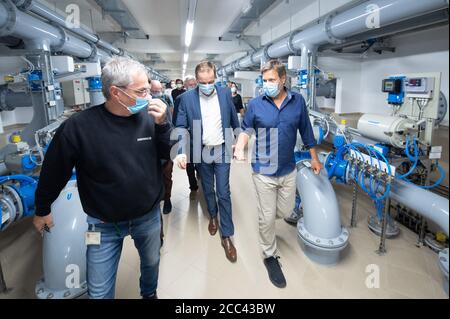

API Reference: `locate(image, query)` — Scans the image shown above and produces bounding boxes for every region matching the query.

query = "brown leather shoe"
[208,217,218,236]
[221,238,237,263]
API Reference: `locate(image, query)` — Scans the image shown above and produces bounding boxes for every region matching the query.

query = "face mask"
[118,88,150,114]
[152,92,163,98]
[199,83,215,96]
[231,87,237,94]
[176,83,183,89]
[263,82,281,98]
[187,85,197,91]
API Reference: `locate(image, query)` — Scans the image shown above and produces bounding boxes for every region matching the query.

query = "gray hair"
[184,74,196,82]
[101,56,148,99]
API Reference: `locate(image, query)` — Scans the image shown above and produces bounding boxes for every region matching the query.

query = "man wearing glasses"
[33,57,172,299]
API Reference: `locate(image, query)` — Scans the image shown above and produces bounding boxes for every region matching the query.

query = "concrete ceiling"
[36,0,358,80]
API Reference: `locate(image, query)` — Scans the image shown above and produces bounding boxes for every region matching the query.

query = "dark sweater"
[35,104,173,223]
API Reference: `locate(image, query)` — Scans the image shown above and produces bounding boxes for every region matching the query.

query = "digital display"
[384,81,394,90]
[382,79,401,94]
[408,78,422,87]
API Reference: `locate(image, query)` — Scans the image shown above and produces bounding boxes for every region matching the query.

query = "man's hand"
[33,214,54,235]
[148,99,167,125]
[311,159,323,175]
[233,145,246,161]
[174,154,187,170]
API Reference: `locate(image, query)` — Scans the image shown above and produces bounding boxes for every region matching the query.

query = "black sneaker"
[284,208,303,226]
[263,256,286,288]
[163,200,172,214]
[142,292,158,299]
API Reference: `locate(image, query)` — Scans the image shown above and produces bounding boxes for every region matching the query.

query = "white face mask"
[176,83,183,89]
[231,87,237,94]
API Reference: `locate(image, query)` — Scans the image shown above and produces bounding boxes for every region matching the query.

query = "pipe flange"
[297,217,349,250]
[263,46,271,63]
[117,48,125,57]
[12,0,32,10]
[0,0,17,37]
[439,249,449,279]
[233,60,240,72]
[287,31,300,55]
[35,278,88,299]
[92,34,101,44]
[250,52,258,65]
[4,185,24,222]
[48,22,68,52]
[86,41,98,61]
[0,196,16,231]
[324,12,345,45]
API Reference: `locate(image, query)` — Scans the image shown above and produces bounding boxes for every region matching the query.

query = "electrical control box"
[61,79,90,107]
[382,76,405,105]
[405,77,435,98]
[50,56,75,74]
[385,72,443,146]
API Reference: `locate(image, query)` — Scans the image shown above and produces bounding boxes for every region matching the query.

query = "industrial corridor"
[0,0,448,302]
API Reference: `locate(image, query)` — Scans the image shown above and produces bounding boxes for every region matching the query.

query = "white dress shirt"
[199,90,224,146]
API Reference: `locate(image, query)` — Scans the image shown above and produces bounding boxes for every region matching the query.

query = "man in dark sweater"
[33,57,172,299]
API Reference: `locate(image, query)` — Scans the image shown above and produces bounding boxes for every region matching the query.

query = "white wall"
[359,25,449,126]
[317,56,363,114]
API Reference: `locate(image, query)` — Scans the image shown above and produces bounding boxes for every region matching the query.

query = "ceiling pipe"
[11,0,121,55]
[218,0,449,76]
[1,0,167,81]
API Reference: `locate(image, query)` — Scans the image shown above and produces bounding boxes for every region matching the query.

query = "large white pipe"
[296,163,349,265]
[218,0,449,75]
[35,180,88,299]
[390,179,449,236]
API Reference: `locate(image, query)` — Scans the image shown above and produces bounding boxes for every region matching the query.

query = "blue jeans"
[86,206,161,299]
[197,145,234,237]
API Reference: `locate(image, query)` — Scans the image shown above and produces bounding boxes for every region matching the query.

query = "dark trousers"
[162,161,173,201]
[186,163,198,191]
[197,145,234,237]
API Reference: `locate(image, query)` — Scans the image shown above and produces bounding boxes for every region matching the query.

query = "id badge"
[85,231,101,245]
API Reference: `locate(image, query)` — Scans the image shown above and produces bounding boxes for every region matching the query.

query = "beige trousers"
[252,169,297,258]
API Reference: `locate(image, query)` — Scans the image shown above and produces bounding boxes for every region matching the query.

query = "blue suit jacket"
[174,85,240,160]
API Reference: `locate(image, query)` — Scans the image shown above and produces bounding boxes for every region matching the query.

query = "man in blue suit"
[174,61,240,263]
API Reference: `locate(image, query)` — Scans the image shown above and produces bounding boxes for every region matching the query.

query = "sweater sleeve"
[35,125,78,216]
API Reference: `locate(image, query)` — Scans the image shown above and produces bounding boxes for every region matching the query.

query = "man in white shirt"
[175,61,240,263]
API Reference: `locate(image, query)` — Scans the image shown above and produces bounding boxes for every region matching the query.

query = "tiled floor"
[119,162,447,299]
[0,161,448,299]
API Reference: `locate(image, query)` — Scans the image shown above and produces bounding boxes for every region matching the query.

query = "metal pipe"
[296,162,349,265]
[218,0,449,75]
[1,1,167,79]
[390,179,449,236]
[0,3,93,58]
[12,0,121,55]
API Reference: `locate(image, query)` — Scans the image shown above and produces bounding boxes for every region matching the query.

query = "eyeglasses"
[118,86,151,97]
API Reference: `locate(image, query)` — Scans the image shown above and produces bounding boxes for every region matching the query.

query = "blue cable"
[397,136,419,179]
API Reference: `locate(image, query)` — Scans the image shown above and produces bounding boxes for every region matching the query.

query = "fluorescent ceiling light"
[185,21,194,47]
[183,53,189,63]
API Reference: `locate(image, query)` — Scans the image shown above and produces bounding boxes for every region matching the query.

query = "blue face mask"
[263,82,281,98]
[118,88,150,114]
[199,83,215,96]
